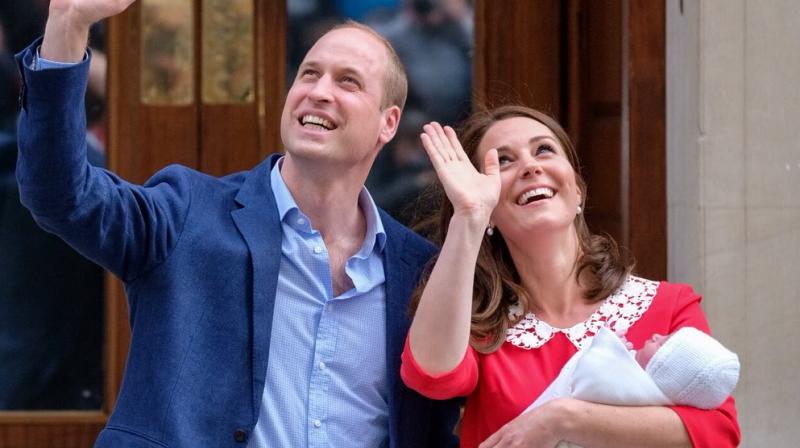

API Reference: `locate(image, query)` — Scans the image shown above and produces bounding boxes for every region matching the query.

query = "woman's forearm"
[408,215,485,374]
[552,399,691,448]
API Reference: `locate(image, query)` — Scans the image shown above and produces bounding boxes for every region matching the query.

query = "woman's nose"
[520,156,543,178]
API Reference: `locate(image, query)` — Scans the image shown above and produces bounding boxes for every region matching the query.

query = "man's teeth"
[517,187,555,205]
[301,115,334,130]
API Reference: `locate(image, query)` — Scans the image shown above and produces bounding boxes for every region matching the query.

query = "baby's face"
[635,333,671,368]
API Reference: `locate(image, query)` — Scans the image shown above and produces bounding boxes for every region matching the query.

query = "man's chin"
[284,132,326,151]
[283,145,345,167]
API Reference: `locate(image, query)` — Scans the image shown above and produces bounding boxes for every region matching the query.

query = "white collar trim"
[505,275,659,350]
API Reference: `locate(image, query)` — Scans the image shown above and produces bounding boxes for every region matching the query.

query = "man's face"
[280,27,399,170]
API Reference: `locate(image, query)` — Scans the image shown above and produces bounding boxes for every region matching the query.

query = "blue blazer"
[16,41,458,448]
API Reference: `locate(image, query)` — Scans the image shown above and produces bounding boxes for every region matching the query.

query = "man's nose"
[308,75,334,102]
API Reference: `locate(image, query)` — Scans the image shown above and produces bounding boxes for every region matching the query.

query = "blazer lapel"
[230,154,283,418]
[383,216,415,448]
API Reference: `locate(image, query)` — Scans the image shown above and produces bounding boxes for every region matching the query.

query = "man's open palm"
[49,0,136,26]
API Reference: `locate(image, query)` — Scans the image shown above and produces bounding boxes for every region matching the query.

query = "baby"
[523,327,739,448]
[632,327,739,408]
[523,326,740,447]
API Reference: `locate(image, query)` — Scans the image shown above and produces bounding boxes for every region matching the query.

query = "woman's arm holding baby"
[480,398,690,448]
[480,284,741,448]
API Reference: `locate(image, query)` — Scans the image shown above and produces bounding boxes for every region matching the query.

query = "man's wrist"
[41,12,91,63]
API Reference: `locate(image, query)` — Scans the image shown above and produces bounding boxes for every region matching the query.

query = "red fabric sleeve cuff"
[400,335,479,399]
[670,395,741,448]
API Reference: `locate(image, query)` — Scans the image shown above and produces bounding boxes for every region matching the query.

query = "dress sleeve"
[400,336,479,400]
[666,285,742,447]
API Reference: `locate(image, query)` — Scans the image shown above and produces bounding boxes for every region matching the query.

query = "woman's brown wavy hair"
[410,105,632,353]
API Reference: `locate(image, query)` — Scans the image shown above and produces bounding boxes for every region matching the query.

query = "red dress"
[401,276,740,447]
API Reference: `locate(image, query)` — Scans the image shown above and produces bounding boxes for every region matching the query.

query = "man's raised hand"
[42,0,137,62]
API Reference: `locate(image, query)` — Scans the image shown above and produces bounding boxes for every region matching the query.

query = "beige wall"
[667,0,800,445]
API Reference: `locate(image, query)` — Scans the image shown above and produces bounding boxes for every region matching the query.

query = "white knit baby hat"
[645,327,740,409]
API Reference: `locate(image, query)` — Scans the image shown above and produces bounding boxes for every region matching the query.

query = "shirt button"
[318,361,326,370]
[326,303,334,312]
[297,218,305,226]
[313,419,322,428]
[233,429,247,443]
[313,246,323,254]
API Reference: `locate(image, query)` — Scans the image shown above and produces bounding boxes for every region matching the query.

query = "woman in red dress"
[401,105,740,448]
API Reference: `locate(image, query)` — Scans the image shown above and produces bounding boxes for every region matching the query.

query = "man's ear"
[378,105,401,145]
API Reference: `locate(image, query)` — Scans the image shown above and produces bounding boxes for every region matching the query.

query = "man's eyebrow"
[295,61,367,82]
[298,60,320,69]
[333,64,366,79]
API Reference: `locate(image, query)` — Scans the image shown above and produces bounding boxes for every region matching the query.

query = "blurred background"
[0,0,105,412]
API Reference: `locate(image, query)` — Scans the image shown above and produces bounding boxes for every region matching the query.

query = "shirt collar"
[269,157,386,254]
[269,157,298,222]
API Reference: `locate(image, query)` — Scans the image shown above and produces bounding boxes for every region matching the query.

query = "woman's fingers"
[483,148,500,177]
[419,132,443,163]
[423,122,457,161]
[479,430,501,448]
[443,125,467,161]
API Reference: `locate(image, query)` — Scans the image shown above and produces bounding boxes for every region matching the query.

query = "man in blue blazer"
[15,1,459,446]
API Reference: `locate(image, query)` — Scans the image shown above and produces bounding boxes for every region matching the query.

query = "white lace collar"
[505,275,659,350]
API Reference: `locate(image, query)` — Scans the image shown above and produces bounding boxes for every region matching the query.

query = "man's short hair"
[330,20,408,111]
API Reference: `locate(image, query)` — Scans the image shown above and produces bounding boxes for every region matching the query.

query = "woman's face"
[476,116,582,243]
[636,333,671,368]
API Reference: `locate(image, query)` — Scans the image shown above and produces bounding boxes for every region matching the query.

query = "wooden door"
[475,0,666,280]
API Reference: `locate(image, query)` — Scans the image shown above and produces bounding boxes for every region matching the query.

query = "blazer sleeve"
[421,395,462,448]
[666,285,742,448]
[400,336,480,400]
[15,40,192,283]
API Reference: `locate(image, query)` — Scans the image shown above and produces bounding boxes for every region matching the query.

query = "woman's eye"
[536,144,555,155]
[498,155,512,165]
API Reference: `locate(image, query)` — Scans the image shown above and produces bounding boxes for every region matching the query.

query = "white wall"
[667,0,800,445]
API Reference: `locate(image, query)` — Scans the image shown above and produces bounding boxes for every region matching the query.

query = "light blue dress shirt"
[247,160,390,448]
[33,48,84,70]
